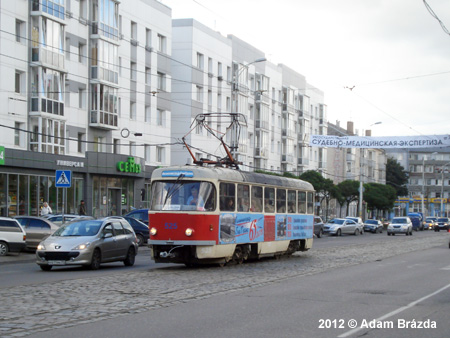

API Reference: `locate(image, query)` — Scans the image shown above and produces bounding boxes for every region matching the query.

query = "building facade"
[0,0,172,216]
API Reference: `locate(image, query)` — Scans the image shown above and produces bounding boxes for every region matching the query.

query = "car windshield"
[150,180,216,212]
[365,220,377,224]
[393,218,406,224]
[437,218,448,222]
[425,218,435,222]
[52,220,103,237]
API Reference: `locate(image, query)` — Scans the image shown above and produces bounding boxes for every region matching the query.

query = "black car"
[363,219,383,233]
[434,217,450,232]
[124,209,149,225]
[123,216,149,246]
[314,216,324,238]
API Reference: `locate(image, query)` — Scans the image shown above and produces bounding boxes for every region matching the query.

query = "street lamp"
[359,122,382,219]
[422,152,438,216]
[440,162,450,216]
[231,57,267,159]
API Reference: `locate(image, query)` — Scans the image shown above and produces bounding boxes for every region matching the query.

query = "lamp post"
[231,57,266,159]
[359,121,382,219]
[440,162,450,216]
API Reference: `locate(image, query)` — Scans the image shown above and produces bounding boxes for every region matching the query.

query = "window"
[131,21,137,40]
[251,186,263,212]
[220,183,235,211]
[157,146,165,163]
[277,189,286,213]
[130,102,136,120]
[157,109,165,127]
[14,122,22,146]
[307,192,314,214]
[208,57,213,74]
[146,28,152,47]
[113,139,120,154]
[15,70,24,94]
[65,38,70,59]
[78,89,85,109]
[77,133,84,153]
[264,187,275,213]
[129,142,136,156]
[196,86,203,102]
[196,53,204,70]
[157,34,166,53]
[288,190,296,213]
[298,192,306,214]
[16,19,25,43]
[157,72,166,91]
[237,184,250,212]
[145,145,151,162]
[78,43,86,63]
[145,105,151,123]
[112,222,124,235]
[94,136,105,153]
[145,68,151,85]
[218,62,222,77]
[131,62,137,81]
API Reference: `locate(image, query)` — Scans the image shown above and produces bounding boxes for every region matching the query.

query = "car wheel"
[354,229,359,236]
[317,229,323,238]
[392,233,395,236]
[410,228,413,235]
[124,247,136,266]
[136,234,145,246]
[40,265,52,271]
[0,241,9,256]
[89,249,101,270]
[336,229,341,236]
[448,242,450,249]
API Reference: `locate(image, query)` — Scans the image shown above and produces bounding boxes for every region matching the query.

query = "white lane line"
[338,282,450,337]
[440,264,450,270]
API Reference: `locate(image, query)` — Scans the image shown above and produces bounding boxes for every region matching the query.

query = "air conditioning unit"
[217,76,223,81]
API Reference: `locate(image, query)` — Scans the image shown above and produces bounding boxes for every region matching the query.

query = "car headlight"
[37,243,46,250]
[185,228,194,236]
[72,242,91,250]
[150,227,157,236]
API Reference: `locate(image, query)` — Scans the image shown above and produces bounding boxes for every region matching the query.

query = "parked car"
[323,218,362,236]
[345,216,364,234]
[363,219,383,233]
[423,217,437,230]
[124,209,149,225]
[43,214,93,226]
[387,217,413,236]
[14,216,59,250]
[314,216,324,238]
[123,216,149,246]
[434,217,450,231]
[36,216,138,271]
[0,217,26,256]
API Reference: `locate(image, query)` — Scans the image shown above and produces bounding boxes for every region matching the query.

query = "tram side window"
[220,183,235,211]
[251,186,263,212]
[307,192,314,214]
[288,190,296,213]
[276,188,286,213]
[298,191,306,214]
[237,184,250,212]
[264,187,275,213]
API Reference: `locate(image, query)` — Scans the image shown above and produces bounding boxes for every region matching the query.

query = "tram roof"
[152,166,314,191]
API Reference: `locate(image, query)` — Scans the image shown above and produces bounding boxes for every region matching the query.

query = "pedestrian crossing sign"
[55,170,72,188]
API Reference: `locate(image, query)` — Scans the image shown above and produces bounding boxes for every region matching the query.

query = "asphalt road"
[1,230,448,338]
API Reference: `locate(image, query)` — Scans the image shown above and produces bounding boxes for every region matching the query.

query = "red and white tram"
[148,165,315,266]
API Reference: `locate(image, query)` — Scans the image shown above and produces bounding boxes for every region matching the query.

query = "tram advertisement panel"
[219,213,264,244]
[276,214,314,240]
[219,213,313,244]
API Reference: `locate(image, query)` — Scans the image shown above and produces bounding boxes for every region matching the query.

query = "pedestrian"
[41,202,52,216]
[78,200,87,215]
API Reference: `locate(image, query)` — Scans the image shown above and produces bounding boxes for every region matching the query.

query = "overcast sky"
[160,0,450,137]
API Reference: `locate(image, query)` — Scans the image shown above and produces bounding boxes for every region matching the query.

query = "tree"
[386,157,408,197]
[299,171,336,218]
[337,180,360,216]
[364,183,397,217]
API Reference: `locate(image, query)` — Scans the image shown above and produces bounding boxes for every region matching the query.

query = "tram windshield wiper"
[162,174,185,210]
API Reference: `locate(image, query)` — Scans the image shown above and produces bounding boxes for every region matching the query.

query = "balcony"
[30,97,64,117]
[282,154,294,163]
[255,120,269,130]
[89,110,118,130]
[298,158,309,166]
[31,47,65,70]
[255,147,268,158]
[282,129,296,139]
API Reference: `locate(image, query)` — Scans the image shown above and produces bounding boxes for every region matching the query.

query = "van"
[0,217,26,256]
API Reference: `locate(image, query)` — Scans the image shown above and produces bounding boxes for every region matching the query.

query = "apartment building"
[0,0,171,217]
[170,19,327,175]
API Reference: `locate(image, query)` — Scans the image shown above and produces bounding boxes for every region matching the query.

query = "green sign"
[117,157,141,174]
[0,146,4,165]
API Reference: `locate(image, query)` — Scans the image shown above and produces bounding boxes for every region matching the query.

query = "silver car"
[387,217,413,236]
[323,218,362,236]
[36,217,138,271]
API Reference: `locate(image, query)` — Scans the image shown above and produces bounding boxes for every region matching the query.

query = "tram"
[148,165,315,266]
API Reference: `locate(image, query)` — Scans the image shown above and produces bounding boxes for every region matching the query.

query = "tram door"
[108,189,121,216]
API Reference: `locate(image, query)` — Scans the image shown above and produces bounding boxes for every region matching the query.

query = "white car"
[0,217,26,256]
[387,217,413,236]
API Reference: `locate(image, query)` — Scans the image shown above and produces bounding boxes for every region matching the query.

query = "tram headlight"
[150,227,157,236]
[185,228,194,236]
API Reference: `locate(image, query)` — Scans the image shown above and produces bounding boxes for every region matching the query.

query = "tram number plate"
[48,260,66,266]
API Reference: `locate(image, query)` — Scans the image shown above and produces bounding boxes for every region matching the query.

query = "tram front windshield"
[150,181,215,211]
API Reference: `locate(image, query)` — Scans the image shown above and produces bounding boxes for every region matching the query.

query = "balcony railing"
[89,110,118,130]
[32,47,65,70]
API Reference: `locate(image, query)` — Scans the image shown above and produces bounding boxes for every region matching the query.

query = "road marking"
[440,264,450,270]
[338,282,450,337]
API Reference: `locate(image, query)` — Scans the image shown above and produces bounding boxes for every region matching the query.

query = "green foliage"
[364,183,397,211]
[386,157,409,196]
